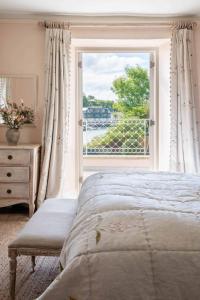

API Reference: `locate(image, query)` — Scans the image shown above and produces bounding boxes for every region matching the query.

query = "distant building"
[83,107,112,119]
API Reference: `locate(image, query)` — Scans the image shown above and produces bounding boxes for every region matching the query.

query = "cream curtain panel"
[170,23,200,173]
[0,77,10,107]
[37,25,71,206]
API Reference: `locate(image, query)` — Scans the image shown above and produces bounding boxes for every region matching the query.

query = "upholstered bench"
[8,198,77,300]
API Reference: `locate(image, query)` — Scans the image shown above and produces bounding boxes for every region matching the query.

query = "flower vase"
[6,128,20,145]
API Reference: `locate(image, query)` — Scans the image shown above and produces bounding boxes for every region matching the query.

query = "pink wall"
[0,22,45,143]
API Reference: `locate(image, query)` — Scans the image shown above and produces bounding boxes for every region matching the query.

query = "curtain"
[0,77,10,107]
[0,77,10,123]
[170,23,200,173]
[37,26,71,206]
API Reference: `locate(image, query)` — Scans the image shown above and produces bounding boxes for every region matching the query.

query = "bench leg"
[59,262,63,272]
[31,256,36,272]
[29,203,35,217]
[9,251,17,300]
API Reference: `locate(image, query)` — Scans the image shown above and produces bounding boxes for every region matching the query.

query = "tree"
[83,94,114,110]
[111,66,150,117]
[92,99,114,110]
[83,95,89,107]
[83,94,96,107]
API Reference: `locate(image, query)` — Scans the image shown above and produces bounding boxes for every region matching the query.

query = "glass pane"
[82,52,150,156]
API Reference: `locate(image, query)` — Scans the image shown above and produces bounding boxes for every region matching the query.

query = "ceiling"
[0,0,200,16]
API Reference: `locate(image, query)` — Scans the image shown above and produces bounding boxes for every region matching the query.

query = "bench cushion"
[8,198,77,250]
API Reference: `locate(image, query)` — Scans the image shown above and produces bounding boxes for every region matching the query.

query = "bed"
[38,171,200,300]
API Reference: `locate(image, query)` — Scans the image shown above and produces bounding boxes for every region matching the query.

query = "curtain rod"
[39,20,199,30]
[0,17,198,28]
[39,20,172,29]
[70,23,171,28]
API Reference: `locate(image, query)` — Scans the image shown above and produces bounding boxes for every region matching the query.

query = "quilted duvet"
[38,171,200,300]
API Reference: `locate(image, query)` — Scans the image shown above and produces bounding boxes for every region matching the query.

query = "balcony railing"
[83,118,150,156]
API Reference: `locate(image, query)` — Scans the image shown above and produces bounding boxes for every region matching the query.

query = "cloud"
[82,53,149,101]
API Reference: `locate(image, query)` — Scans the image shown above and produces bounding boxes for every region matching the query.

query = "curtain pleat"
[170,26,200,173]
[37,28,71,206]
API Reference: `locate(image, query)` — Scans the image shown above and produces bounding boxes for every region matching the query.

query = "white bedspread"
[38,171,200,300]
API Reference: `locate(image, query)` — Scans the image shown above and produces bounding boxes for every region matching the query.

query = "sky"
[82,52,150,101]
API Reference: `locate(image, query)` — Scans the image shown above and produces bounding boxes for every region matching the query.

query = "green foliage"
[83,94,95,107]
[111,66,150,117]
[123,103,149,119]
[83,95,89,107]
[83,94,114,110]
[90,99,114,110]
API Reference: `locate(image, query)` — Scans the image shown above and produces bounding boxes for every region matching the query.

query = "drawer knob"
[7,189,12,194]
[7,172,12,177]
[8,155,13,160]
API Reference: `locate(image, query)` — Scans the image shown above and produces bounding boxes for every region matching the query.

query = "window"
[73,38,170,185]
[81,51,155,160]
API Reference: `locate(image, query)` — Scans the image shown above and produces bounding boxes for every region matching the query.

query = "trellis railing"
[83,118,150,156]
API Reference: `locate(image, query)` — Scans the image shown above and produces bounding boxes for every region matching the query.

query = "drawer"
[0,183,29,198]
[0,150,30,165]
[0,167,29,182]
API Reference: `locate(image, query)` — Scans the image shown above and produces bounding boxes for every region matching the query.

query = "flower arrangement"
[0,100,34,129]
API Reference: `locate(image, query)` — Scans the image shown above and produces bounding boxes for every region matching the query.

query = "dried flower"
[0,100,34,129]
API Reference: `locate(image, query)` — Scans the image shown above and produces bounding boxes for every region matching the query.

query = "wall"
[0,22,45,143]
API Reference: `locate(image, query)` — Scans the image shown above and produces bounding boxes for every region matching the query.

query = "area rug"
[0,205,59,300]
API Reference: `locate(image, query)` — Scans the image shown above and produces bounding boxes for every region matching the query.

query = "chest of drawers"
[0,144,40,216]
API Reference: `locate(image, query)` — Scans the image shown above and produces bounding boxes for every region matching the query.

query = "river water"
[83,128,107,144]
